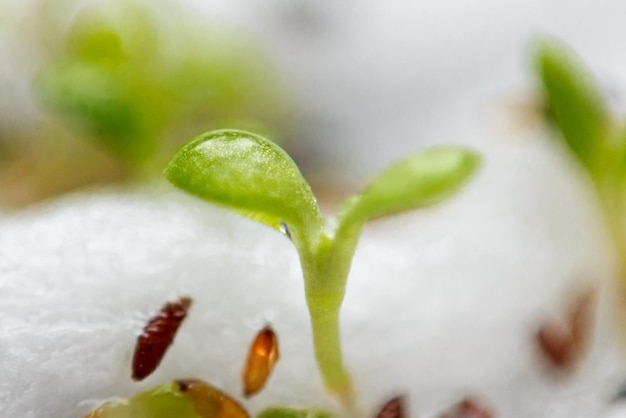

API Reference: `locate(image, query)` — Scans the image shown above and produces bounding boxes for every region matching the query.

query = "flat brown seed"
[375,396,405,418]
[536,322,576,369]
[131,296,193,381]
[536,287,596,371]
[242,325,280,397]
[501,95,551,134]
[569,288,596,352]
[440,398,493,418]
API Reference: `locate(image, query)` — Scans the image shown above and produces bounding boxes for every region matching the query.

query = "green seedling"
[84,380,338,418]
[84,379,250,418]
[165,129,480,402]
[534,38,626,282]
[36,0,286,173]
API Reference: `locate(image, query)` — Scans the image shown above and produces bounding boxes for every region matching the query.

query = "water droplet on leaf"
[279,221,292,240]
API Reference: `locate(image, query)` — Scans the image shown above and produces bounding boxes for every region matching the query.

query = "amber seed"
[375,396,405,418]
[131,296,193,381]
[177,379,251,418]
[242,325,280,397]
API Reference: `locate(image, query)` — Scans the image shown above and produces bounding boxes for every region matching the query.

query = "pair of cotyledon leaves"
[164,129,480,247]
[165,37,615,232]
[157,38,617,217]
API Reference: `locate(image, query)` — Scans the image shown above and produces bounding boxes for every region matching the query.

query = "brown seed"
[375,396,406,418]
[131,296,193,381]
[536,287,596,371]
[499,95,551,135]
[242,325,280,397]
[536,321,576,369]
[176,379,250,418]
[439,398,493,418]
[569,288,596,351]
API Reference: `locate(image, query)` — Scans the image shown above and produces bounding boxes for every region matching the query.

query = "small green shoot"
[534,38,626,271]
[36,0,287,173]
[165,129,480,403]
[535,38,611,170]
[84,379,249,418]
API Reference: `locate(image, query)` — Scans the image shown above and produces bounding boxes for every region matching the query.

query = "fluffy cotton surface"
[2,135,626,418]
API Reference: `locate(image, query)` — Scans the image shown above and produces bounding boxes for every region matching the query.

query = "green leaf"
[84,379,250,418]
[165,130,323,237]
[339,147,480,223]
[257,407,337,418]
[535,37,610,169]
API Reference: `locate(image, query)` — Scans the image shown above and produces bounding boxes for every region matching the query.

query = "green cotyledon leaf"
[338,147,480,225]
[256,407,337,418]
[535,37,610,171]
[84,379,250,418]
[165,130,324,242]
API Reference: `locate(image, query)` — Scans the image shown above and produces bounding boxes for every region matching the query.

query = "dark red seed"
[440,398,493,418]
[131,296,193,381]
[375,396,405,418]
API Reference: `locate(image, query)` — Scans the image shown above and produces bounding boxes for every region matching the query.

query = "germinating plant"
[534,38,626,287]
[164,129,480,403]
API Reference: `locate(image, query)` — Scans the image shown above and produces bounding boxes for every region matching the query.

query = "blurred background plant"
[0,0,290,206]
[535,38,626,296]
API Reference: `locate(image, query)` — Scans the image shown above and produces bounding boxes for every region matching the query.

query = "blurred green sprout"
[165,129,480,403]
[535,38,626,276]
[36,1,287,173]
